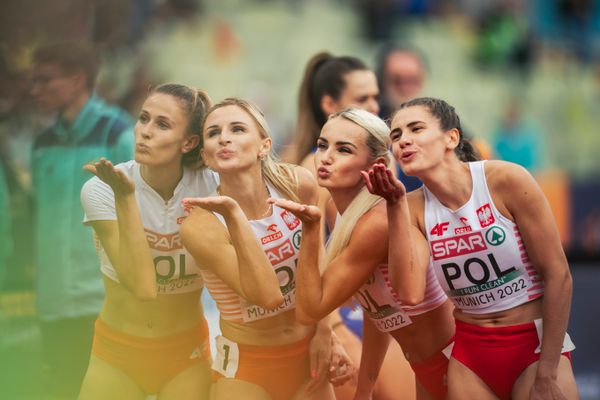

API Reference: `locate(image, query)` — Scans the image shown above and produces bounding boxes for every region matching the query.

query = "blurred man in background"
[30,41,134,399]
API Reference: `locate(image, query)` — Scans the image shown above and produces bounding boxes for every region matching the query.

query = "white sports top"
[356,263,413,332]
[81,160,219,294]
[200,185,302,323]
[354,246,447,334]
[423,161,544,314]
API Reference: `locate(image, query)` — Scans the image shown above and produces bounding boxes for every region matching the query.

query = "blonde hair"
[201,98,300,202]
[324,108,391,265]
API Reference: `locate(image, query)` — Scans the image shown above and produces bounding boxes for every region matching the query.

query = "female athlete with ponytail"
[272,108,455,400]
[364,97,577,400]
[79,83,218,399]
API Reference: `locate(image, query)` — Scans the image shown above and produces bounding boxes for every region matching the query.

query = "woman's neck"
[420,160,472,211]
[140,161,184,202]
[328,184,364,215]
[218,167,271,220]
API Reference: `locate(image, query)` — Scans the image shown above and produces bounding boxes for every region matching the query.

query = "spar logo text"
[431,232,487,260]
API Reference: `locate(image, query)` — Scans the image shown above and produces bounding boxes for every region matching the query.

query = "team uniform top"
[354,261,447,333]
[80,160,219,294]
[423,160,544,314]
[201,185,302,324]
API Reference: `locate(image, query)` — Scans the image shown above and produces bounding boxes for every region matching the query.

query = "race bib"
[212,335,240,378]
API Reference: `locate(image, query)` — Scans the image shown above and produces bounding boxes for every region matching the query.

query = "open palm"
[84,158,135,196]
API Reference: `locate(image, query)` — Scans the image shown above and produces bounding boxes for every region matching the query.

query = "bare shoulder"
[293,165,318,205]
[353,201,389,243]
[484,160,535,191]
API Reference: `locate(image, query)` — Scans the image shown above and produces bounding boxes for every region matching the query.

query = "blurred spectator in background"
[376,44,428,121]
[376,45,427,191]
[0,162,11,290]
[473,0,534,75]
[30,41,133,399]
[558,0,596,63]
[0,54,39,291]
[492,99,543,172]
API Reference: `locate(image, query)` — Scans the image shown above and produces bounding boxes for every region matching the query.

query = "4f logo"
[477,204,495,228]
[430,222,450,237]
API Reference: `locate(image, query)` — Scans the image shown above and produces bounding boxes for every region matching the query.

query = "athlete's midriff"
[220,309,314,347]
[100,276,205,337]
[390,300,455,364]
[454,296,543,328]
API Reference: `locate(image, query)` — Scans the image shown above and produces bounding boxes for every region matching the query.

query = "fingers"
[83,163,97,175]
[269,198,306,214]
[361,171,374,193]
[329,362,354,386]
[306,349,328,394]
[182,196,219,208]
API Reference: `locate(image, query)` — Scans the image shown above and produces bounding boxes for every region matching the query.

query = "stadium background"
[1,0,599,398]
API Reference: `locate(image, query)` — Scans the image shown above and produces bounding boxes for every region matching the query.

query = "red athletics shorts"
[451,319,575,400]
[212,334,312,400]
[409,341,452,400]
[92,318,211,394]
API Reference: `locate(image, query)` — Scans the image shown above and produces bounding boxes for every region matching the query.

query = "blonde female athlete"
[180,98,350,400]
[271,108,455,400]
[286,52,412,400]
[79,83,218,399]
[364,97,577,400]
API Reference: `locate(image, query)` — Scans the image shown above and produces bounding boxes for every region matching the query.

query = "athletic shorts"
[212,334,312,400]
[410,341,453,400]
[451,319,575,400]
[92,318,211,394]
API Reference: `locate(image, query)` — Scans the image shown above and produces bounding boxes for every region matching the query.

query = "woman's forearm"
[296,221,329,319]
[387,198,426,305]
[537,266,572,379]
[114,193,157,300]
[224,207,284,309]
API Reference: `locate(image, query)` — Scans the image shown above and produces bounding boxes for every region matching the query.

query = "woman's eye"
[316,142,327,150]
[138,114,148,123]
[339,147,352,154]
[207,129,219,138]
[158,121,170,129]
[232,126,245,133]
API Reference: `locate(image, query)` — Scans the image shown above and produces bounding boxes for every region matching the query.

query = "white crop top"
[81,160,219,294]
[353,246,447,334]
[423,161,544,314]
[200,185,302,323]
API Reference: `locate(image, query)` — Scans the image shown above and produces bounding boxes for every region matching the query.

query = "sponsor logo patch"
[431,231,488,260]
[145,229,182,251]
[485,226,506,246]
[265,238,295,265]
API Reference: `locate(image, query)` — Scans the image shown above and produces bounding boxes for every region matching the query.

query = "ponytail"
[292,52,370,164]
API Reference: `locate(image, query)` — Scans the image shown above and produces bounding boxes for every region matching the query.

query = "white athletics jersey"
[355,264,413,332]
[424,161,544,314]
[81,160,219,294]
[201,185,302,323]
